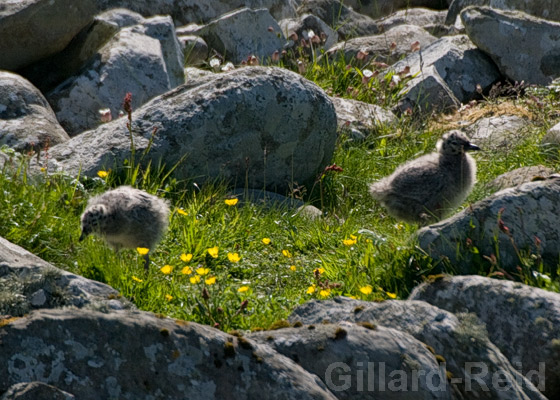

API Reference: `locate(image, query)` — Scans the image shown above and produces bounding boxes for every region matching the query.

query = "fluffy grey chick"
[369,131,480,224]
[80,186,170,271]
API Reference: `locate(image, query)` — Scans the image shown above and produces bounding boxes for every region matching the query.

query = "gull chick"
[369,131,480,224]
[80,186,170,271]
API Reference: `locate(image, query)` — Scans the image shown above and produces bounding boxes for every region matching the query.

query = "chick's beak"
[466,142,481,151]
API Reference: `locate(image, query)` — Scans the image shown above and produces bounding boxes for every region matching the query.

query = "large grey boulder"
[461,6,560,85]
[297,0,380,39]
[0,236,131,314]
[44,67,337,193]
[391,35,501,113]
[96,0,298,25]
[0,0,97,71]
[326,24,437,66]
[47,16,184,136]
[447,0,560,25]
[0,72,69,152]
[417,176,560,273]
[289,297,545,400]
[0,309,336,400]
[249,323,452,399]
[330,97,397,139]
[410,275,559,398]
[190,8,285,64]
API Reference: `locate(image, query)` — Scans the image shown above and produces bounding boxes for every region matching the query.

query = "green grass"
[2,60,560,331]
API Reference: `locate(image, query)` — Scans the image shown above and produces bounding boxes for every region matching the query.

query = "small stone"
[30,289,46,307]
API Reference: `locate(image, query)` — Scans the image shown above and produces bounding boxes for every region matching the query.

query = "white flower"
[221,62,235,72]
[209,58,221,70]
[98,108,112,123]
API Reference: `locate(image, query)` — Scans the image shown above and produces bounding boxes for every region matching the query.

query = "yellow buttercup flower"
[190,275,201,284]
[282,249,292,258]
[165,294,173,301]
[207,246,219,258]
[205,276,217,285]
[180,253,193,262]
[196,267,210,276]
[350,234,357,240]
[386,292,397,299]
[181,266,192,275]
[313,268,325,275]
[290,265,296,271]
[306,285,316,294]
[359,285,373,295]
[97,170,108,178]
[177,208,188,216]
[160,265,173,275]
[262,238,271,245]
[238,286,249,293]
[225,198,239,206]
[136,247,149,255]
[132,276,143,283]
[227,252,241,263]
[343,238,357,246]
[319,289,331,298]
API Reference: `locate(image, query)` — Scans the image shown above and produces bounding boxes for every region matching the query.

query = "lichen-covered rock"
[96,0,298,25]
[0,236,131,314]
[179,35,209,66]
[330,97,397,139]
[339,0,449,20]
[462,114,531,152]
[461,6,560,85]
[326,24,437,66]
[417,177,560,273]
[289,297,546,400]
[377,8,448,36]
[47,15,184,136]
[190,8,285,64]
[0,381,75,400]
[447,0,560,25]
[249,323,452,399]
[410,275,559,398]
[18,8,144,93]
[541,120,560,159]
[297,0,380,39]
[44,67,337,194]
[487,166,556,191]
[390,35,501,113]
[0,0,97,70]
[0,309,336,400]
[0,72,69,152]
[280,13,338,53]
